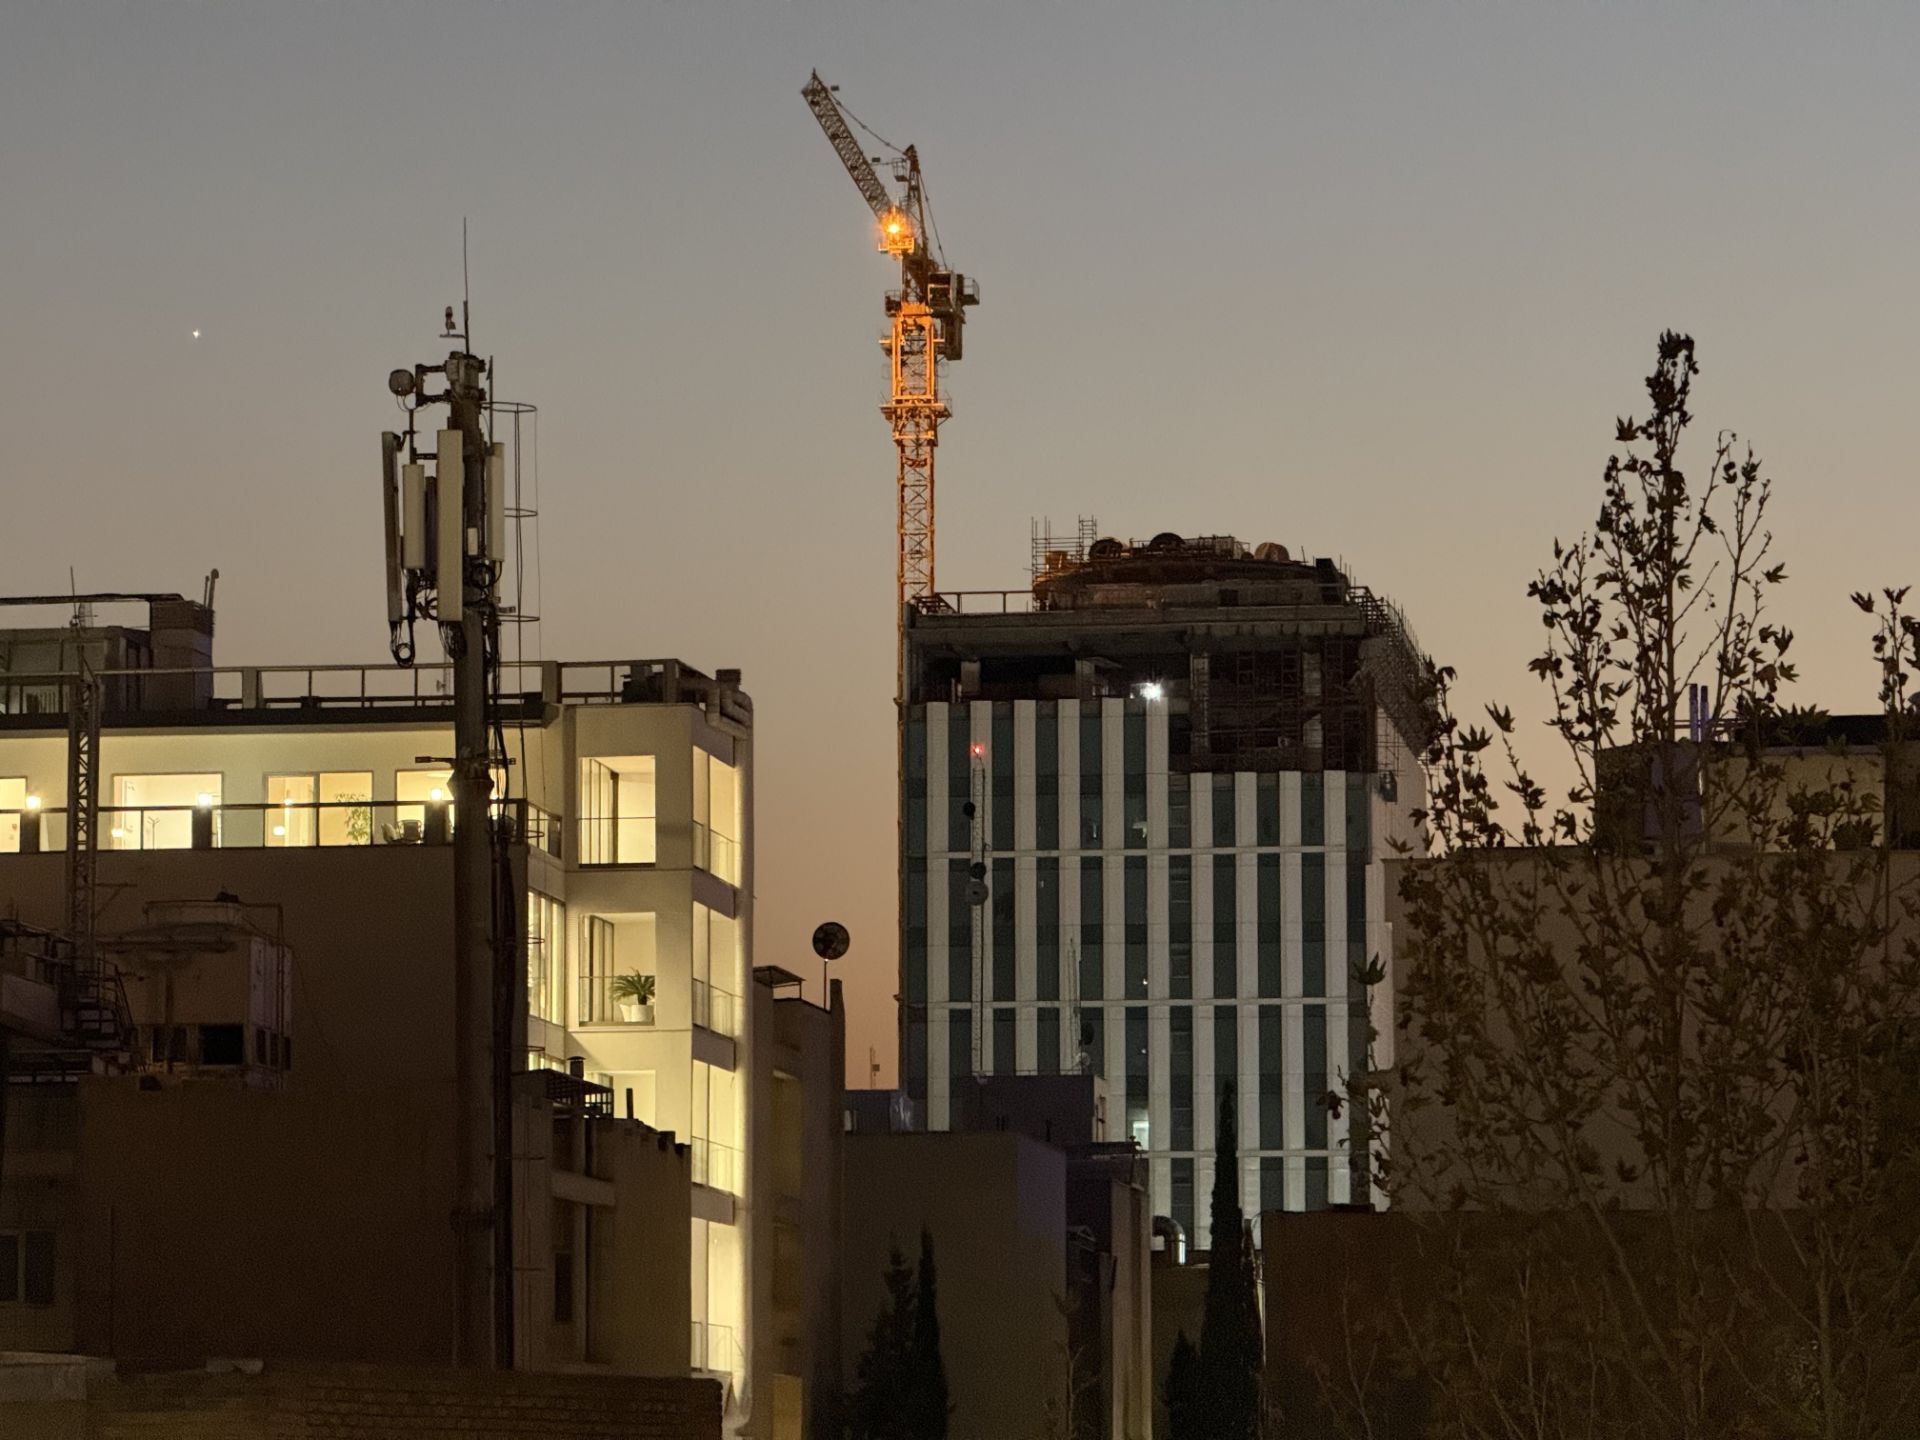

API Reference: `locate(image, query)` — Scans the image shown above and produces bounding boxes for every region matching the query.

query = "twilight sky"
[5,3,1920,1081]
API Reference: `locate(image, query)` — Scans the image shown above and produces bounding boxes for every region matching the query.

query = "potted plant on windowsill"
[611,972,656,1025]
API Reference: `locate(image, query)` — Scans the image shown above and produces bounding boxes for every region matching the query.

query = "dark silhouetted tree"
[851,1242,916,1440]
[1332,332,1920,1438]
[1198,1083,1264,1439]
[1162,1329,1202,1440]
[906,1228,950,1440]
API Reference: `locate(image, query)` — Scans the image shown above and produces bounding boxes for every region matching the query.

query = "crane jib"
[801,73,896,222]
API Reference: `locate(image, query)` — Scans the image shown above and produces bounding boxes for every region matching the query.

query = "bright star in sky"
[191,329,201,339]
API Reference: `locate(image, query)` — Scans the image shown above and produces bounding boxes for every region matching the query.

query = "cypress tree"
[1162,1329,1202,1440]
[1197,1084,1264,1439]
[907,1227,950,1440]
[852,1242,916,1440]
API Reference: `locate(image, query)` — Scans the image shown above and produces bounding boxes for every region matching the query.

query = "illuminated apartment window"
[111,774,220,850]
[392,768,453,842]
[527,891,567,1024]
[0,778,25,854]
[578,913,657,1025]
[693,752,742,885]
[692,903,742,1038]
[578,757,656,866]
[691,1059,740,1195]
[266,772,373,847]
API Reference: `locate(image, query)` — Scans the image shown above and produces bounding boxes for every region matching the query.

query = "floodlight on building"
[24,794,39,811]
[196,792,214,809]
[1138,681,1164,701]
[272,825,286,838]
[430,788,445,803]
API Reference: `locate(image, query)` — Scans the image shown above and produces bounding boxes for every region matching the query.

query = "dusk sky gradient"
[6,3,1920,1080]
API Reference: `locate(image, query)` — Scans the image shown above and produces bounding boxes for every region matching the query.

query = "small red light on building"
[970,743,986,757]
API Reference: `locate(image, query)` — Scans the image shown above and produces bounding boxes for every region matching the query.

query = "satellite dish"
[387,368,416,398]
[812,921,851,961]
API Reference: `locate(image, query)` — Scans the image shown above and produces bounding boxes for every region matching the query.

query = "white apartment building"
[0,602,784,1430]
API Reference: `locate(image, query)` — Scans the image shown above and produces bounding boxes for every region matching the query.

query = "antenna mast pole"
[379,320,514,1371]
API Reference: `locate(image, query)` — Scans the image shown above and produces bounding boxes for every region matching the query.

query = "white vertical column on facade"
[1238,1000,1259,1162]
[1015,702,1037,851]
[971,699,992,1035]
[1149,1001,1171,1162]
[1105,1005,1127,1131]
[929,1010,950,1132]
[1198,1003,1220,1158]
[1235,846,1258,1002]
[1283,1001,1306,1210]
[1103,699,1124,860]
[1192,818,1215,1004]
[1016,853,1039,1070]
[1281,852,1303,999]
[1016,701,1039,1072]
[927,704,950,1008]
[1194,1155,1216,1253]
[1147,703,1169,847]
[1104,849,1124,1027]
[1279,770,1302,848]
[1192,772,1213,852]
[1059,698,1080,867]
[1147,852,1170,1000]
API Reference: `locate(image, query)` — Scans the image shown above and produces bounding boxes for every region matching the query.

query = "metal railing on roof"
[0,658,747,721]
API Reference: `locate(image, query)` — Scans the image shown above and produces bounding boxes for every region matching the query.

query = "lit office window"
[0,778,25,853]
[267,771,373,847]
[111,774,221,850]
[578,757,656,865]
[393,768,453,843]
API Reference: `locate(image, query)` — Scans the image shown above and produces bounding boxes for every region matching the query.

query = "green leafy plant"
[610,972,655,1006]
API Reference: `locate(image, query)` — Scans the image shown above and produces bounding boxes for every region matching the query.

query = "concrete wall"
[0,1361,722,1439]
[69,1081,459,1364]
[844,1132,1068,1440]
[1147,1254,1208,1440]
[0,845,464,1096]
[750,978,845,1438]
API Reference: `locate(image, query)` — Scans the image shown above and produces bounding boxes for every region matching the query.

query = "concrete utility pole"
[381,336,513,1370]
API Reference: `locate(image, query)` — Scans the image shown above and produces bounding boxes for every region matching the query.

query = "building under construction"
[897,531,1432,1244]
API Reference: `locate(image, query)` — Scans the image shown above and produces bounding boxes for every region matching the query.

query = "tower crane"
[801,71,979,692]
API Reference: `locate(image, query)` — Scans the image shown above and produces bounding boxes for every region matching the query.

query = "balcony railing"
[693,823,741,886]
[0,799,531,854]
[691,980,739,1039]
[690,1138,739,1195]
[690,1320,741,1376]
[577,972,659,1028]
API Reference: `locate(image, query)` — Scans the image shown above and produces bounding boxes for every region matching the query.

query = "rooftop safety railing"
[915,590,1038,616]
[0,658,747,721]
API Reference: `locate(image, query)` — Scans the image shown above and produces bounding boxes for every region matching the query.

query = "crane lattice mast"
[801,71,979,692]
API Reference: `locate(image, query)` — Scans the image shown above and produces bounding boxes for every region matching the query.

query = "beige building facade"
[0,610,827,1437]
